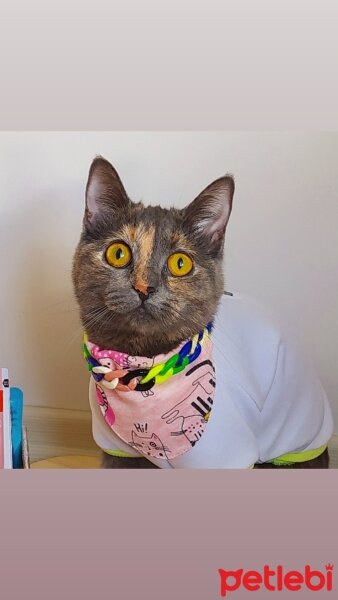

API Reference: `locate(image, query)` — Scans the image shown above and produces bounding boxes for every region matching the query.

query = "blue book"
[10,388,23,469]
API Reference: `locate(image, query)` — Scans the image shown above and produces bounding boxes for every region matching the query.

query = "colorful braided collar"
[83,322,213,393]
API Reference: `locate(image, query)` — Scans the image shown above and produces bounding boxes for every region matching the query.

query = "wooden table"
[31,455,101,469]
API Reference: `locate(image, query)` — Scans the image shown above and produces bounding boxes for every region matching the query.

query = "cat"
[72,157,330,469]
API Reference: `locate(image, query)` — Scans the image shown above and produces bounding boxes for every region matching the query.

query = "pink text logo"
[218,564,334,596]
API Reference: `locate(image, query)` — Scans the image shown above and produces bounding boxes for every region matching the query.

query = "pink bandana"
[85,336,216,460]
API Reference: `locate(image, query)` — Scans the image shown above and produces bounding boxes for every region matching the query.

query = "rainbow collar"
[83,322,213,393]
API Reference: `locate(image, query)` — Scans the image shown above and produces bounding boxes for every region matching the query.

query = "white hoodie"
[88,293,333,468]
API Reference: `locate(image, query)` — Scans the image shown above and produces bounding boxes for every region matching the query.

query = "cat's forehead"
[129,204,182,231]
[116,204,189,248]
[83,202,194,253]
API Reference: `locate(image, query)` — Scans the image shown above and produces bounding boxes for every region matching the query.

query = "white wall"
[0,132,337,429]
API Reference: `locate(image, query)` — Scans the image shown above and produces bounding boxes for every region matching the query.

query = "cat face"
[127,356,154,369]
[131,431,168,458]
[72,157,234,355]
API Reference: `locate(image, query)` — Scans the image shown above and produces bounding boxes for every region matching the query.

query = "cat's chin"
[130,303,157,323]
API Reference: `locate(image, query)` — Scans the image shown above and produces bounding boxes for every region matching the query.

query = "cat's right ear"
[84,157,130,227]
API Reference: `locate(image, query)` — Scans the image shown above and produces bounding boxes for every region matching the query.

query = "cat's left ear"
[183,176,234,253]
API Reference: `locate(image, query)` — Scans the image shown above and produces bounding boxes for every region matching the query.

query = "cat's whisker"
[90,308,115,331]
[83,305,112,327]
[62,324,90,352]
[62,306,114,352]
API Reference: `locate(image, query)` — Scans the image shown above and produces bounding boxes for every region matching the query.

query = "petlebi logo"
[218,564,334,596]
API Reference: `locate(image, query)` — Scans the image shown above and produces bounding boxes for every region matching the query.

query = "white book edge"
[1,368,13,468]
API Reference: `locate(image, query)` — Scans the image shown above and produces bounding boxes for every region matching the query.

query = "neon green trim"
[268,444,327,465]
[103,449,140,458]
[139,328,209,386]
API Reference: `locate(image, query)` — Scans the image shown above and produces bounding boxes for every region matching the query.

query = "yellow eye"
[167,252,193,277]
[105,242,132,268]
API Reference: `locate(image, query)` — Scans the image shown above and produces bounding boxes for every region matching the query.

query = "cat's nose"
[133,283,156,302]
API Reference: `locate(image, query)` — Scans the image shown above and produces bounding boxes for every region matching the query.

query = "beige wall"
[0,132,337,429]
